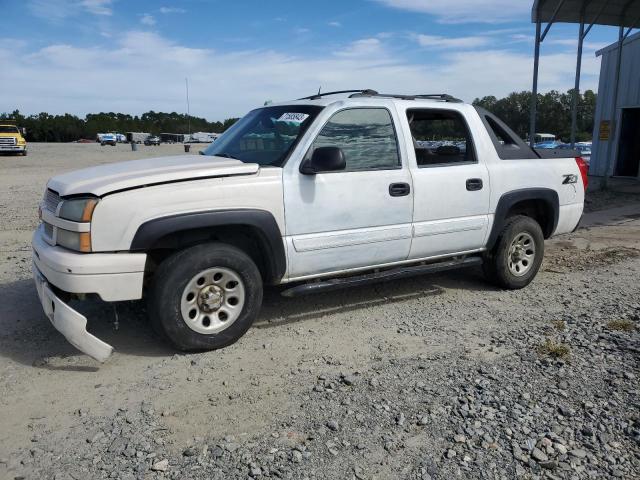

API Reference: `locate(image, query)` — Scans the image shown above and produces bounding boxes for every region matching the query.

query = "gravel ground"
[1,144,639,480]
[584,188,640,213]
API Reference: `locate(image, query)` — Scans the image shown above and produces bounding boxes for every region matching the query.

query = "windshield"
[202,105,323,166]
[0,126,20,134]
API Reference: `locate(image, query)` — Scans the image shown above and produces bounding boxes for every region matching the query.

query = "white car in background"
[557,142,592,165]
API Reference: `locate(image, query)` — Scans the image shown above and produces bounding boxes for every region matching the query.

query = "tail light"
[575,157,588,191]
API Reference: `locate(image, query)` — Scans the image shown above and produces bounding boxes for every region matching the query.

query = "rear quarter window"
[474,107,538,160]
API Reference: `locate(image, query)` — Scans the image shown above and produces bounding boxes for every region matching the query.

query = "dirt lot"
[1,143,639,480]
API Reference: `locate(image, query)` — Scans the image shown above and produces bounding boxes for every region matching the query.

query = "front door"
[402,107,490,259]
[283,107,413,280]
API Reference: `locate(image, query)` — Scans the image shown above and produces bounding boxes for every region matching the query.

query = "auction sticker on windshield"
[277,112,309,124]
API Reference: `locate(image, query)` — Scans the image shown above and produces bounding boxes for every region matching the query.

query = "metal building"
[591,32,640,178]
[530,0,640,186]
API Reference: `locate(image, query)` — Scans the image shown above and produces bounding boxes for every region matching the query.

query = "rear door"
[283,106,413,279]
[402,106,491,259]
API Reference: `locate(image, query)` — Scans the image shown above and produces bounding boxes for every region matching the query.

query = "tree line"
[473,89,597,142]
[0,110,239,142]
[3,88,596,143]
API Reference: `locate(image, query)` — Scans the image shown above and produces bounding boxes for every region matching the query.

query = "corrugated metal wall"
[591,32,640,177]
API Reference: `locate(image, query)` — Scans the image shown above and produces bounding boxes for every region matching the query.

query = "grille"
[0,137,16,146]
[43,189,61,213]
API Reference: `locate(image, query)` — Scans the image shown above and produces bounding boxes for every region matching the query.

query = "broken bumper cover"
[34,266,114,362]
[31,227,147,362]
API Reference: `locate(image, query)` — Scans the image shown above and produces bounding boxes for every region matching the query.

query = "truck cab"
[0,123,27,155]
[99,133,117,146]
[32,90,587,361]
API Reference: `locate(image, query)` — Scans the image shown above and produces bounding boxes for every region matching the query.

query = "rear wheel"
[483,215,544,289]
[147,243,263,351]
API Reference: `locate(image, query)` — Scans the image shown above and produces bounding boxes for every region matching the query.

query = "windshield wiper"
[214,152,239,160]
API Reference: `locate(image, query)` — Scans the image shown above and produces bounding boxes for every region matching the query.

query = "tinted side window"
[310,108,400,171]
[406,109,476,167]
[485,116,518,146]
[474,106,538,160]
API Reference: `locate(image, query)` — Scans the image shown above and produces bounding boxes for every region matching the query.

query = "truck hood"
[47,155,260,197]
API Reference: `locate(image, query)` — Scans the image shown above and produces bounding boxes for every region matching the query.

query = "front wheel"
[147,243,263,351]
[483,215,544,289]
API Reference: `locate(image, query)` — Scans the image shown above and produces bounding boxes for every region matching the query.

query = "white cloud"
[79,0,112,16]
[414,34,491,49]
[27,0,72,20]
[483,27,530,36]
[334,38,385,57]
[140,14,156,26]
[0,32,602,120]
[511,33,533,43]
[547,38,608,51]
[510,34,607,51]
[0,38,28,49]
[27,0,113,19]
[328,21,342,27]
[159,6,186,14]
[375,0,531,23]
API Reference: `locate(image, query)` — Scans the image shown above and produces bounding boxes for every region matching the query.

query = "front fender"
[130,209,286,283]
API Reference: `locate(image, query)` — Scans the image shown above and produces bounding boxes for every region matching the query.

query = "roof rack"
[298,89,379,100]
[349,92,463,102]
[298,89,462,103]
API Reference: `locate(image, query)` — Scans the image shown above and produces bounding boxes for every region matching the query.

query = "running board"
[281,256,482,297]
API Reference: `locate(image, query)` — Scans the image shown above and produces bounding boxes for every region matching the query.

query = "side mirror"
[300,146,346,175]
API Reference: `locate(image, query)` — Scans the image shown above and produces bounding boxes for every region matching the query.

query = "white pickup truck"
[32,90,588,361]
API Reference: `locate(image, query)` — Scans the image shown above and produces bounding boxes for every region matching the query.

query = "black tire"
[147,242,263,351]
[482,215,544,289]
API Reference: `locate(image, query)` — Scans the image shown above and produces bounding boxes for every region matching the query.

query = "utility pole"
[185,77,191,138]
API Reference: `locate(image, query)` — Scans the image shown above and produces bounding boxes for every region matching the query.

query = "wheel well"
[145,225,272,283]
[505,199,554,238]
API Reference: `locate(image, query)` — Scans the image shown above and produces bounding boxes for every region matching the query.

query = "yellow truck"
[0,122,27,155]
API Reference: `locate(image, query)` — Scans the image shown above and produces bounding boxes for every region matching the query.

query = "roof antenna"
[185,77,191,139]
[317,86,321,96]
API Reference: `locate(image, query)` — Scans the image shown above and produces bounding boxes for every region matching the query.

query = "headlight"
[56,229,92,252]
[58,198,98,222]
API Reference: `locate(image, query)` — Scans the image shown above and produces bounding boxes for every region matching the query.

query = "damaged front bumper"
[31,226,147,362]
[33,266,114,362]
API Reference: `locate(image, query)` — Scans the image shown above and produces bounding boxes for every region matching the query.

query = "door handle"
[389,182,411,197]
[466,178,483,191]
